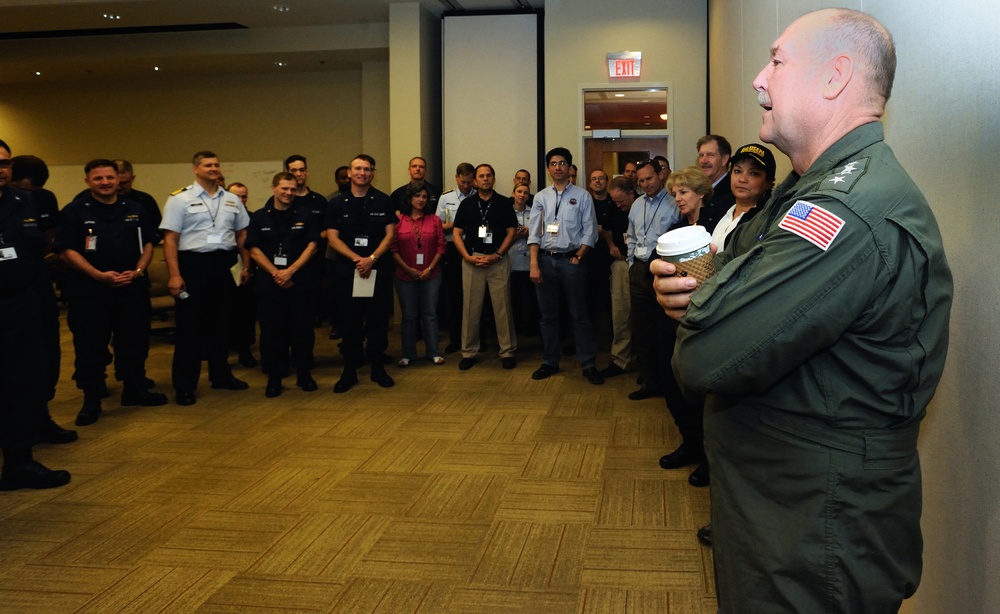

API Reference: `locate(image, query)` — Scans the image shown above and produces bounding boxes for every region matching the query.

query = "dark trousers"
[629,260,665,389]
[335,270,392,367]
[229,281,257,351]
[510,270,539,336]
[660,317,703,449]
[629,260,702,447]
[67,290,151,391]
[36,278,61,400]
[325,258,340,332]
[535,255,597,369]
[172,251,238,392]
[0,289,48,450]
[257,291,315,376]
[441,242,463,347]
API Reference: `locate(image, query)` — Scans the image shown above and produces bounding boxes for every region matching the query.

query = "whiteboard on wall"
[45,160,283,212]
[442,12,540,193]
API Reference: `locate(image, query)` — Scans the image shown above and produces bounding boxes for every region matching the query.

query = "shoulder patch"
[821,157,869,193]
[778,200,845,251]
[170,185,192,196]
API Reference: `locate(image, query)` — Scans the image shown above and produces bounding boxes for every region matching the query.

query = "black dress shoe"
[0,460,71,491]
[265,376,283,398]
[688,462,710,487]
[138,376,156,390]
[628,386,662,401]
[296,372,318,392]
[176,391,197,406]
[334,370,358,393]
[659,443,704,469]
[121,388,168,407]
[238,349,259,367]
[598,364,625,378]
[75,401,102,426]
[458,357,477,371]
[501,357,517,370]
[697,523,713,546]
[38,419,78,444]
[582,367,604,385]
[531,364,559,380]
[371,364,395,388]
[211,377,249,390]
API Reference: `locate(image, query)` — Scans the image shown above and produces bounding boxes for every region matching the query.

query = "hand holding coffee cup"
[655,226,715,284]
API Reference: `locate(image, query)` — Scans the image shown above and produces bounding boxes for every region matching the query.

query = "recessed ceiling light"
[35,71,42,76]
[103,13,121,20]
[275,61,288,67]
[614,93,625,98]
[273,4,291,12]
[154,66,160,71]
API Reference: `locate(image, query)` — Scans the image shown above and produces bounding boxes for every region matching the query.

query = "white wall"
[709,1,1000,612]
[0,69,381,202]
[544,0,709,179]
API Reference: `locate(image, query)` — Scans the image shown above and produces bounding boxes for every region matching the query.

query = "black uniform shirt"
[325,187,396,276]
[245,202,322,295]
[53,196,155,297]
[452,192,517,255]
[600,201,630,255]
[0,187,45,292]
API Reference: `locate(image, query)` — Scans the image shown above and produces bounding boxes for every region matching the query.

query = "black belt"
[542,250,575,259]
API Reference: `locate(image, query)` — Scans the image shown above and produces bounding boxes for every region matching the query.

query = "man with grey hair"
[652,9,952,612]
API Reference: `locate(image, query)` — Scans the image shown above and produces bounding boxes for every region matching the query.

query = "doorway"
[579,84,673,186]
[584,136,670,182]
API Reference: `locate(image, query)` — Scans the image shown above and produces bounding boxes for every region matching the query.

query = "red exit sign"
[607,51,642,79]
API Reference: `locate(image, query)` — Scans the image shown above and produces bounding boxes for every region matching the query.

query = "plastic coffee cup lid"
[656,226,712,257]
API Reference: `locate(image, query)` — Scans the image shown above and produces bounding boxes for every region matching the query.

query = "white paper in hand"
[353,269,377,297]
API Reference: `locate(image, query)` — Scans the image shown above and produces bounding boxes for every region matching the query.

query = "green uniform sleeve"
[674,197,890,396]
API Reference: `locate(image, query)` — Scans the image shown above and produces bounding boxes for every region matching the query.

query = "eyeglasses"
[548,160,568,168]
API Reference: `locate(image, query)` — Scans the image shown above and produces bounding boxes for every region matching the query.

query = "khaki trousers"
[461,254,516,358]
[609,259,632,369]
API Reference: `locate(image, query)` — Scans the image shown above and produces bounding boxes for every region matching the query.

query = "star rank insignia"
[821,157,868,193]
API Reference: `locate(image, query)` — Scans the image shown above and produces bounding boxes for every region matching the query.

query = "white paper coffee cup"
[655,226,715,283]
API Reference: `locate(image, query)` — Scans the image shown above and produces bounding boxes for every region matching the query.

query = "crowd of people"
[0,136,773,493]
[0,9,954,612]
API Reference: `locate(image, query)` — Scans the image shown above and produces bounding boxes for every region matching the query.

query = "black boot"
[370,360,395,388]
[0,448,71,491]
[75,390,103,426]
[334,368,358,393]
[38,417,78,444]
[265,375,283,398]
[296,371,318,392]
[121,382,168,407]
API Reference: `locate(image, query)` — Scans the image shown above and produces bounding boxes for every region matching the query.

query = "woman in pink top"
[391,182,446,366]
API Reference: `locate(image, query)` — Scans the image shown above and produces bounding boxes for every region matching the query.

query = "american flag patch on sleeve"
[778,201,845,251]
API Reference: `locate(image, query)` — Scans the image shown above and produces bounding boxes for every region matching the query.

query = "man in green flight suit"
[652,8,953,613]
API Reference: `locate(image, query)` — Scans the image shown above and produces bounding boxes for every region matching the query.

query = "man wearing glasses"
[528,148,603,384]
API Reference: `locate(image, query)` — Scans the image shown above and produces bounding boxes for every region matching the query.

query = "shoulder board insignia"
[821,157,868,193]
